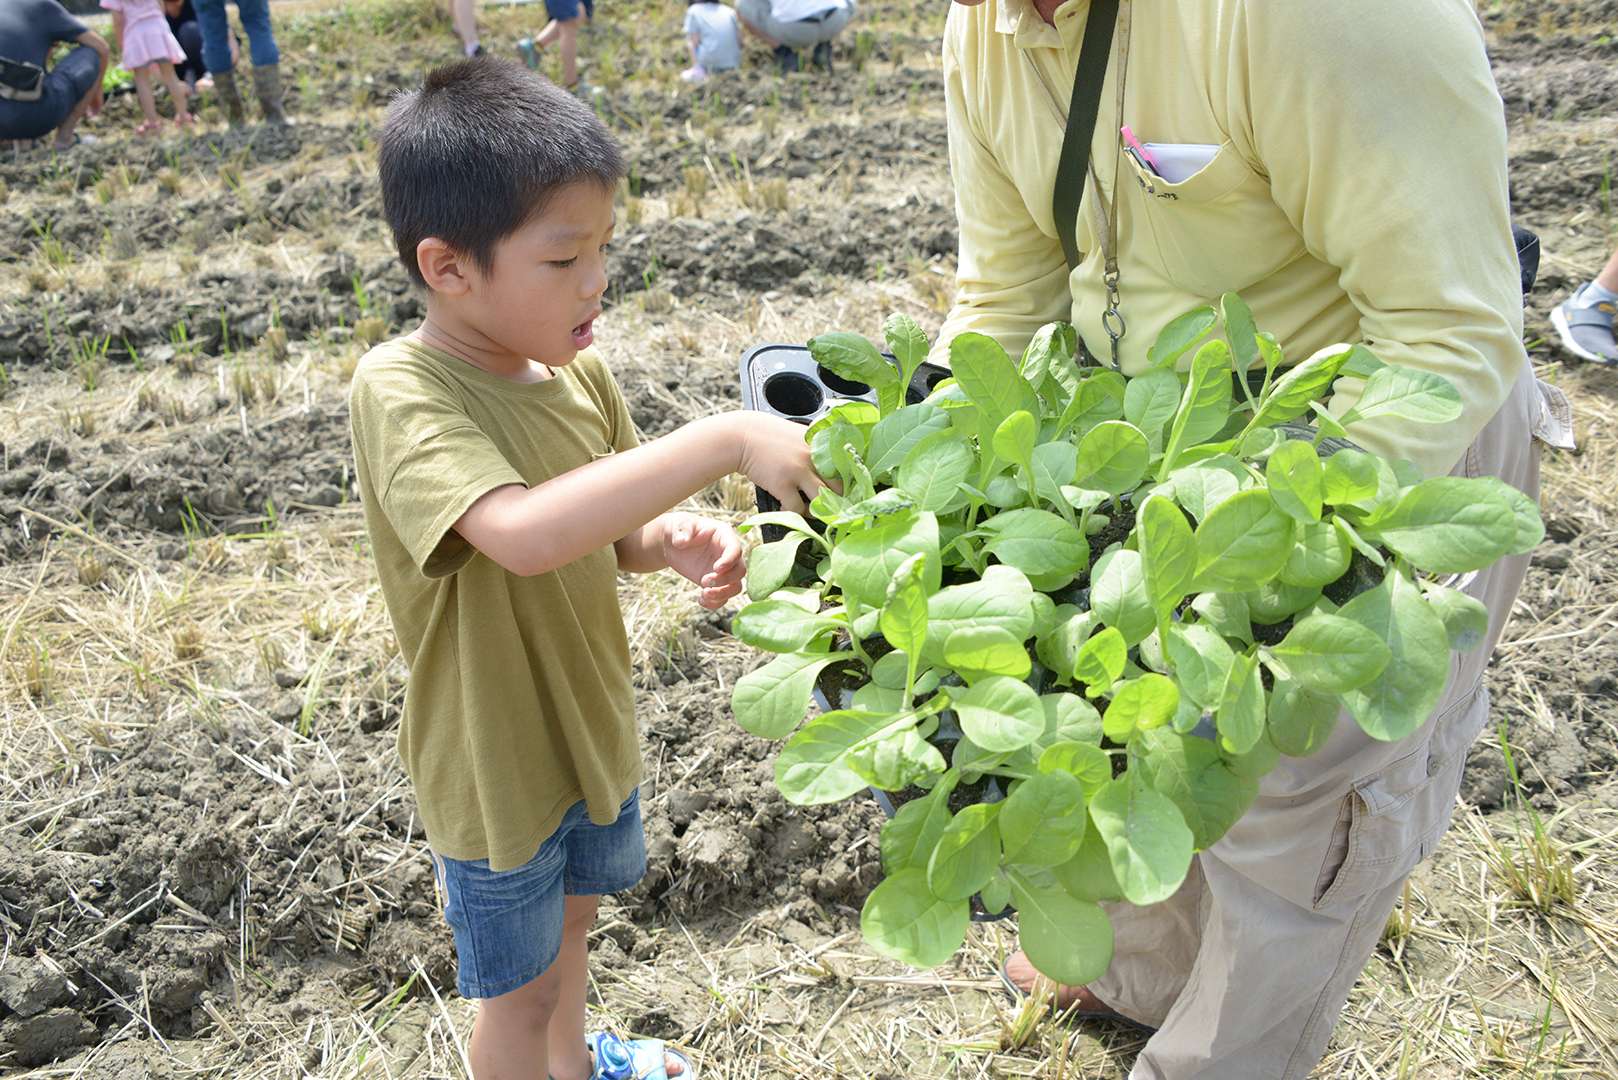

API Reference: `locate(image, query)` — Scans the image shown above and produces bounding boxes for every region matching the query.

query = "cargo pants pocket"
[1312,685,1490,909]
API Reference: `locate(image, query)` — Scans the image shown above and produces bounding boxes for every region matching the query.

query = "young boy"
[352,56,827,1080]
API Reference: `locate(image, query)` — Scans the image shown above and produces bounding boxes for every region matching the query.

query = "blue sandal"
[587,1032,694,1080]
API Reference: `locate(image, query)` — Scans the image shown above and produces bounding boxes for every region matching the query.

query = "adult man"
[936,1,1569,1077]
[191,0,287,126]
[737,0,855,73]
[0,0,108,152]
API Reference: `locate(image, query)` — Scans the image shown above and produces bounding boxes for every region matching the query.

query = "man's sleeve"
[1234,0,1523,479]
[931,19,1073,369]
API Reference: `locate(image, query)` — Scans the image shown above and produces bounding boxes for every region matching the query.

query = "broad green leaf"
[746,534,809,601]
[884,312,931,389]
[1247,343,1354,429]
[1008,873,1115,987]
[1338,364,1463,426]
[1162,340,1235,470]
[1139,495,1196,623]
[1039,692,1105,749]
[896,429,975,513]
[1063,370,1128,432]
[1038,740,1114,793]
[1265,438,1325,523]
[815,487,915,527]
[810,420,865,483]
[1089,779,1195,906]
[943,625,1032,682]
[952,676,1046,753]
[1134,728,1260,850]
[1164,624,1236,710]
[1027,441,1081,508]
[1192,590,1254,644]
[1194,488,1296,591]
[1147,304,1218,369]
[776,709,895,804]
[1338,572,1451,740]
[731,649,837,739]
[1102,673,1180,742]
[1123,367,1183,446]
[992,410,1039,473]
[809,330,900,389]
[732,600,843,652]
[928,802,1001,901]
[881,773,960,872]
[861,867,969,969]
[980,508,1089,579]
[1075,421,1151,496]
[879,553,931,672]
[1072,625,1127,694]
[1421,582,1491,652]
[1216,651,1266,754]
[806,400,880,442]
[1053,825,1124,902]
[1166,456,1248,521]
[1022,322,1082,406]
[979,869,1012,915]
[1321,449,1379,504]
[1035,604,1095,681]
[1369,477,1518,573]
[926,565,1036,653]
[1092,549,1157,647]
[1278,519,1352,587]
[739,510,825,542]
[848,727,947,792]
[1261,613,1391,694]
[830,510,941,611]
[1225,729,1282,780]
[998,770,1088,865]
[1246,579,1322,624]
[949,332,1040,429]
[868,404,953,476]
[1220,293,1260,375]
[1267,676,1340,758]
[1468,475,1546,554]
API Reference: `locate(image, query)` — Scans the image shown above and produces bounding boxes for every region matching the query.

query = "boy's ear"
[416,237,475,296]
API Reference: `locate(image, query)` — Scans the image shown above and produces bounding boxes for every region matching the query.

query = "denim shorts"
[431,788,645,999]
[544,0,588,22]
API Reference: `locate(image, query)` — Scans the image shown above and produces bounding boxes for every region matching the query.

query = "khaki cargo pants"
[1089,364,1572,1079]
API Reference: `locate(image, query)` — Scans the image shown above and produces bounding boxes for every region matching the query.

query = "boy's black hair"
[377,56,627,288]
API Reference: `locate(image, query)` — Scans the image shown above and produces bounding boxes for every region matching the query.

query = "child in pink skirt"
[101,0,194,134]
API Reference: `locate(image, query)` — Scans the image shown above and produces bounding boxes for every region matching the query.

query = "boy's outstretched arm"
[452,411,829,579]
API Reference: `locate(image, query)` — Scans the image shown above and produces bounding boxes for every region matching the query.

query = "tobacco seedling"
[730,297,1543,984]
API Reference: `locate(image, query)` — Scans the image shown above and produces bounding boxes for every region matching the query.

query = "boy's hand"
[737,413,839,516]
[662,513,747,609]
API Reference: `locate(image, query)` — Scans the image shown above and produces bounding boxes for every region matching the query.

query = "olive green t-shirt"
[349,339,642,871]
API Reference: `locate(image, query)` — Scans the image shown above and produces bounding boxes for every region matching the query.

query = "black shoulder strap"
[1053,0,1119,273]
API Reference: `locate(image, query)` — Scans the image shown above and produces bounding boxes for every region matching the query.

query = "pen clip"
[1119,125,1160,175]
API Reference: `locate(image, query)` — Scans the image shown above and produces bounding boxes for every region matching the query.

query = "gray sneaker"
[1551,282,1618,364]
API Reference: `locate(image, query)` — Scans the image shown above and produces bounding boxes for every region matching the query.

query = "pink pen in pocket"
[1120,125,1160,174]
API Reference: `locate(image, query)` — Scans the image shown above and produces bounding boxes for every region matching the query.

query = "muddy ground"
[1,1,1617,1076]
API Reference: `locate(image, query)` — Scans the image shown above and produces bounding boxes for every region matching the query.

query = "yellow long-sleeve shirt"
[935,0,1524,480]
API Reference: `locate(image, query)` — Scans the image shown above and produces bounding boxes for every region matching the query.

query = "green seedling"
[730,297,1544,985]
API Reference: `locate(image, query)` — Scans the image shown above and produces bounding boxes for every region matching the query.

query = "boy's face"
[461,180,616,374]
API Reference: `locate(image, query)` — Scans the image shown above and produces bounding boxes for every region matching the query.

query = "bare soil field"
[1,1,1616,1077]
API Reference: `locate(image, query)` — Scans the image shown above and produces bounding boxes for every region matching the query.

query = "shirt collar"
[998,0,1085,49]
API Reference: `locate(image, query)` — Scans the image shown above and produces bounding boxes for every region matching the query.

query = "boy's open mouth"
[572,318,594,348]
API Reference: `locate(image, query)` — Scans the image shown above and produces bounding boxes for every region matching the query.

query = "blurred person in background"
[1551,247,1618,364]
[191,0,287,126]
[0,0,108,151]
[736,0,854,73]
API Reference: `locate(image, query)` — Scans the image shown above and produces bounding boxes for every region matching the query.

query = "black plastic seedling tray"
[738,343,952,521]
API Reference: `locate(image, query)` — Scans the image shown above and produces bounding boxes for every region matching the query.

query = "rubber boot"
[252,64,290,126]
[212,68,247,127]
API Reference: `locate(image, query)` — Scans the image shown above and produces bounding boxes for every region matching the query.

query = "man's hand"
[661,513,746,609]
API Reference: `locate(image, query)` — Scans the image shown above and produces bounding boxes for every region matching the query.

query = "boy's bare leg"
[468,894,595,1080]
[1596,247,1618,294]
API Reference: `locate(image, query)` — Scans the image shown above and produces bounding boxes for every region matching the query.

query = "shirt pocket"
[1123,141,1306,299]
[1311,684,1490,910]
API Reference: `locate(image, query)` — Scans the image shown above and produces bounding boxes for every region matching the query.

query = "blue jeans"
[0,45,100,141]
[192,0,279,74]
[430,788,646,999]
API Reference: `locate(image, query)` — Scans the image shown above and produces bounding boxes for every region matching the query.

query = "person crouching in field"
[350,55,831,1080]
